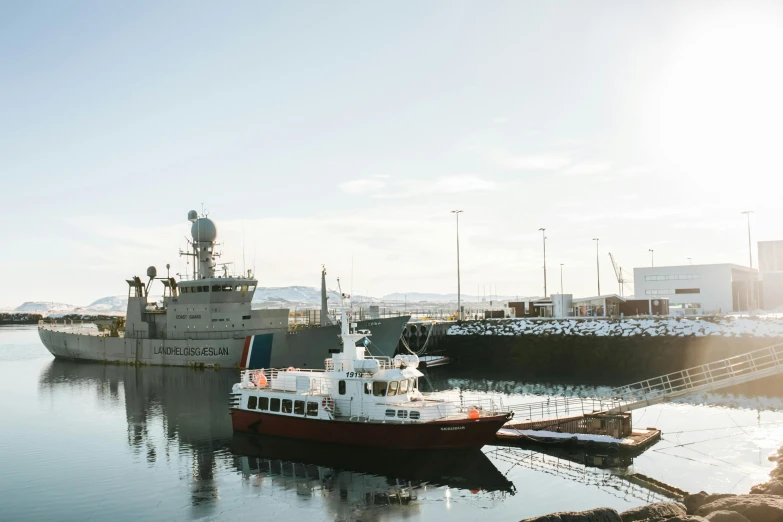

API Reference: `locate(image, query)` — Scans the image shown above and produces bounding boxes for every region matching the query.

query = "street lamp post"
[742,210,755,310]
[560,263,565,317]
[539,228,547,297]
[452,210,464,320]
[593,238,600,296]
[649,249,654,267]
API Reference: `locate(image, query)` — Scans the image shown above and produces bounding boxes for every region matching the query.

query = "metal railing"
[608,341,783,413]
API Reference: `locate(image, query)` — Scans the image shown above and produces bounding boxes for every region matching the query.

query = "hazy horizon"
[3,1,783,307]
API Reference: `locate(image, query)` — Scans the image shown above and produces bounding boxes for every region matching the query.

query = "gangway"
[502,342,783,445]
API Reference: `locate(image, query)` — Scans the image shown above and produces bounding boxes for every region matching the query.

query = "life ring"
[321,397,335,412]
[251,370,267,387]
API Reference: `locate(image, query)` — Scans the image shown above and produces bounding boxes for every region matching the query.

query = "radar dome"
[191,217,218,243]
[187,210,198,222]
[147,266,157,279]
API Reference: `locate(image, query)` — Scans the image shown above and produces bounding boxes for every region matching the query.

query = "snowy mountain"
[15,302,77,313]
[382,293,521,303]
[252,286,379,307]
[84,296,128,312]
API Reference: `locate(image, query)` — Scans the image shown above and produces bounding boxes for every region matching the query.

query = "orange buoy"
[468,408,480,419]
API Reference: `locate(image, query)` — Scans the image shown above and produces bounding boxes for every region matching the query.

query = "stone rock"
[685,492,736,515]
[704,511,751,522]
[664,517,709,522]
[695,494,783,522]
[749,480,783,496]
[519,507,622,522]
[620,501,686,521]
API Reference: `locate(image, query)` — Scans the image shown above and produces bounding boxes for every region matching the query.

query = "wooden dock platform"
[496,426,661,453]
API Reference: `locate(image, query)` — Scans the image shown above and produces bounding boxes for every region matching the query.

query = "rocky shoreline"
[522,446,783,521]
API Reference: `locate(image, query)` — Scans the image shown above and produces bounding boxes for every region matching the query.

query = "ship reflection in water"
[36,359,515,520]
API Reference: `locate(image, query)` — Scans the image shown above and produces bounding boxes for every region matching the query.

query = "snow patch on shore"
[448,316,783,338]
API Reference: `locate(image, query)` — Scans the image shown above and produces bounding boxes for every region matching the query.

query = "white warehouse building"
[633,263,757,315]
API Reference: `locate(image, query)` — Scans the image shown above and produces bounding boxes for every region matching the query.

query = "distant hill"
[382,293,521,303]
[15,302,77,313]
[84,296,128,312]
[252,286,379,307]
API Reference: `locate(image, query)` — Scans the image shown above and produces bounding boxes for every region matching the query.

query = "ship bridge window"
[364,382,371,395]
[259,397,269,411]
[373,381,387,397]
[387,381,399,397]
[399,380,409,394]
[270,398,280,412]
[282,399,292,414]
[294,400,304,415]
[307,402,318,416]
[247,396,257,409]
[338,380,346,395]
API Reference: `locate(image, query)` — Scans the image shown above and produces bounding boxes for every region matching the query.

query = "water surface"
[1,326,782,521]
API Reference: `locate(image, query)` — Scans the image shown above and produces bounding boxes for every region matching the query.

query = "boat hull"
[37,315,409,368]
[231,409,511,450]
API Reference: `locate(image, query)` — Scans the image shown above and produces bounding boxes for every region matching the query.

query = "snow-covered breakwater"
[443,316,783,384]
[447,316,783,338]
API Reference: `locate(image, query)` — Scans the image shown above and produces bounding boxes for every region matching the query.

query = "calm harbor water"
[2,325,783,521]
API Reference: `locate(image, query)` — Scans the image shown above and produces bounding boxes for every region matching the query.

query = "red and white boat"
[230,311,512,449]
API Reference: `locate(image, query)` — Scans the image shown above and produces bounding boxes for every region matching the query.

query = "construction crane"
[608,253,634,297]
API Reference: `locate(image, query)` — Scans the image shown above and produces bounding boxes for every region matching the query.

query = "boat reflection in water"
[37,359,513,519]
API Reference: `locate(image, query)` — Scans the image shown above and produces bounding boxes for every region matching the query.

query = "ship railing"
[239,369,332,393]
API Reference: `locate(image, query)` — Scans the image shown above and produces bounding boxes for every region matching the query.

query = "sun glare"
[647,7,783,188]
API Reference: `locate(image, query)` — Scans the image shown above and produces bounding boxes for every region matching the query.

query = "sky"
[2,1,783,307]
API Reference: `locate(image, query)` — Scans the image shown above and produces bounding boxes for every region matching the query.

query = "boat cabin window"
[181,287,188,294]
[364,382,371,395]
[294,400,304,415]
[223,285,233,291]
[412,378,417,390]
[249,285,256,291]
[247,396,257,409]
[307,402,318,416]
[410,411,420,420]
[397,410,408,419]
[338,380,346,395]
[388,381,399,397]
[373,381,387,397]
[399,380,409,394]
[385,409,395,417]
[282,399,293,414]
[212,285,222,292]
[270,398,280,412]
[259,397,269,411]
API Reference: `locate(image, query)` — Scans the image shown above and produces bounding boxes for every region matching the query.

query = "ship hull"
[38,315,409,368]
[231,408,510,450]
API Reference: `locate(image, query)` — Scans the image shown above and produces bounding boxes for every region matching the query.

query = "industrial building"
[633,263,757,315]
[759,240,783,311]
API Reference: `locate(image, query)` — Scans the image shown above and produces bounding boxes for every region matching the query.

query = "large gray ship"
[38,210,408,368]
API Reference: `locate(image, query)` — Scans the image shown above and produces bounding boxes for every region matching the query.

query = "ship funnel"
[188,210,198,223]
